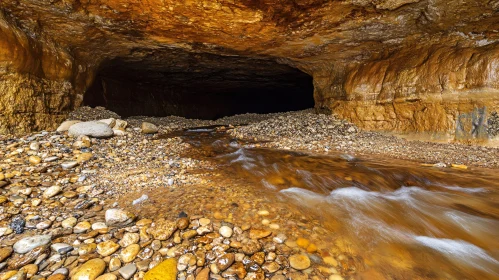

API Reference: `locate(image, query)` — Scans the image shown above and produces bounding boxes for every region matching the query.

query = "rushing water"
[164,126,499,279]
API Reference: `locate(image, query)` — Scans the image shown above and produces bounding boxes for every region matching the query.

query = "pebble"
[71,258,106,280]
[249,229,271,239]
[10,215,26,234]
[13,235,52,254]
[215,253,234,271]
[120,244,140,263]
[0,247,13,262]
[144,258,177,280]
[73,221,91,233]
[29,156,42,164]
[96,240,120,257]
[95,274,117,280]
[289,254,311,270]
[29,142,40,151]
[61,218,77,229]
[118,263,137,279]
[61,161,78,169]
[51,243,73,254]
[105,209,135,227]
[219,226,233,238]
[195,267,210,280]
[149,219,177,240]
[141,122,159,134]
[43,186,61,198]
[108,257,121,272]
[119,233,139,247]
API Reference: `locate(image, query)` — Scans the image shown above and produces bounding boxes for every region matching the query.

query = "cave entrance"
[83,50,314,119]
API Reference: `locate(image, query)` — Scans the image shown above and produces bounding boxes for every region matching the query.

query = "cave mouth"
[83,51,314,120]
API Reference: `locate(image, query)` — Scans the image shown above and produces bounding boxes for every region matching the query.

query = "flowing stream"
[162,126,499,279]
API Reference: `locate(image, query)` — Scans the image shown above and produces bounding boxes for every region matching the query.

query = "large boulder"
[68,121,114,138]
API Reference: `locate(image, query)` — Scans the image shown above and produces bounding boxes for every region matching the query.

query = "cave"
[83,50,314,120]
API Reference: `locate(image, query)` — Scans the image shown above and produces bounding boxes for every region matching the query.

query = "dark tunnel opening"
[83,51,315,120]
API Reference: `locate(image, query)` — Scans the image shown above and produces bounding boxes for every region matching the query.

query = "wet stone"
[72,258,106,280]
[120,244,140,263]
[144,258,177,280]
[118,263,137,279]
[0,247,13,262]
[105,209,135,227]
[10,215,26,234]
[216,253,235,271]
[96,240,120,257]
[95,274,117,280]
[289,254,311,270]
[249,229,272,239]
[149,219,177,240]
[14,235,52,254]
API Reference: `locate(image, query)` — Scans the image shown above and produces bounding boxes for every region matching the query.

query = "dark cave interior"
[83,50,314,119]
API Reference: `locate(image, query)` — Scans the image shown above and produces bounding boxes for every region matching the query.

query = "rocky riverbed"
[0,108,351,280]
[1,107,499,280]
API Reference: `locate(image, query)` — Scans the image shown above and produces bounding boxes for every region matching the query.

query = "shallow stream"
[160,126,499,279]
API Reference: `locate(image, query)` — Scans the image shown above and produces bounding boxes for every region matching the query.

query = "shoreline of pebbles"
[1,106,499,280]
[0,108,348,280]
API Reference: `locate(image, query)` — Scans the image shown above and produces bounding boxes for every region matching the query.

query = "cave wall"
[0,11,94,134]
[314,43,499,141]
[1,0,499,141]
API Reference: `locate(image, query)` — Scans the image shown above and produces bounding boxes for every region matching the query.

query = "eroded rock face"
[315,43,499,141]
[0,0,498,140]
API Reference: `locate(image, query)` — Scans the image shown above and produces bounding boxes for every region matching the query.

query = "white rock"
[219,226,233,238]
[68,121,114,138]
[91,222,108,230]
[44,156,59,162]
[57,120,81,132]
[43,186,61,198]
[14,235,52,254]
[105,209,135,227]
[51,243,73,254]
[29,142,40,151]
[61,161,78,169]
[118,263,137,280]
[132,194,148,205]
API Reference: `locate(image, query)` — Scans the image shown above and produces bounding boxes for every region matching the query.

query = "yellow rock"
[72,258,106,280]
[296,238,310,249]
[22,263,38,277]
[144,258,177,280]
[323,256,338,266]
[0,270,17,280]
[120,244,140,263]
[451,164,468,170]
[76,153,93,163]
[96,240,120,257]
[29,156,41,164]
[306,243,318,253]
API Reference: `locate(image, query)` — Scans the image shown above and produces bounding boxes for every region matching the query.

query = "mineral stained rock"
[0,0,499,141]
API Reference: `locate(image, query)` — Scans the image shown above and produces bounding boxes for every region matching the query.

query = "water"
[161,126,499,279]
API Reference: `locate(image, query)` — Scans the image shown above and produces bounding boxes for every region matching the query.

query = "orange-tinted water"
[159,127,499,279]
